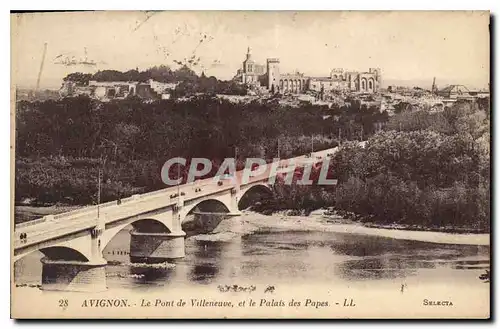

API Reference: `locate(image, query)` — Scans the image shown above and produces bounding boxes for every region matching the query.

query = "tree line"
[257,99,490,232]
[64,65,198,85]
[16,87,490,231]
[63,65,247,97]
[15,94,386,207]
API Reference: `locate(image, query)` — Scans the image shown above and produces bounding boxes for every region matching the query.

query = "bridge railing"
[20,186,182,228]
[52,200,118,220]
[119,180,203,202]
[135,186,178,199]
[14,176,230,232]
[15,217,47,230]
[15,147,341,229]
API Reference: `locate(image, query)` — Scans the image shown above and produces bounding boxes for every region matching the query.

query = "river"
[14,212,490,291]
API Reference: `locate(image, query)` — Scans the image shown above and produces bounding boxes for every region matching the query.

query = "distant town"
[16,46,490,117]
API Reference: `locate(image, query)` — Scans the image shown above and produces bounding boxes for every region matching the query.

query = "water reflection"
[452,259,490,270]
[241,231,309,256]
[14,225,490,289]
[189,264,219,283]
[184,240,228,284]
[191,240,225,259]
[336,257,421,281]
[235,230,489,284]
[128,267,174,284]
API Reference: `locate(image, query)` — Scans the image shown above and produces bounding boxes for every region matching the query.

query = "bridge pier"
[40,258,107,292]
[229,187,242,216]
[129,230,186,262]
[40,217,108,292]
[129,201,186,262]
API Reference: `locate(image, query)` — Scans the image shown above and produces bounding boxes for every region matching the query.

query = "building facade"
[60,79,177,101]
[234,48,382,94]
[235,47,266,86]
[436,85,470,99]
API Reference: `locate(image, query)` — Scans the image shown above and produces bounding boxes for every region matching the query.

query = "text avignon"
[81,299,130,307]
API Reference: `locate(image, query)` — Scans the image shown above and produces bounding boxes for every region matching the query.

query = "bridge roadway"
[13,147,339,255]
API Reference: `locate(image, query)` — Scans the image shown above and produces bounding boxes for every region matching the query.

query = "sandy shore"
[191,211,489,246]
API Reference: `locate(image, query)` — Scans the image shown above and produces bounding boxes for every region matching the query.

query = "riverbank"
[191,210,489,246]
[15,205,489,246]
[324,210,489,234]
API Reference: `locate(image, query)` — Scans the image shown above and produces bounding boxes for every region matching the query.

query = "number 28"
[59,299,68,308]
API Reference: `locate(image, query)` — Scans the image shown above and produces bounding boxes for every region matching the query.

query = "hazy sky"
[11,11,490,90]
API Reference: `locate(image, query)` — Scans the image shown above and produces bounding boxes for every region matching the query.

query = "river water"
[14,213,490,291]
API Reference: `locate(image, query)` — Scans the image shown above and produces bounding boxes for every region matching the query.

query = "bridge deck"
[13,147,339,251]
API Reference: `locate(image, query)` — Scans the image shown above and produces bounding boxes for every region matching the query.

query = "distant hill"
[383,78,488,91]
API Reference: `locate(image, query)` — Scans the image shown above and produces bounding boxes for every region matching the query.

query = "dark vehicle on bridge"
[170,192,186,199]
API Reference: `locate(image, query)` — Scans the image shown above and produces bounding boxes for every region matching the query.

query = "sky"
[11,11,490,90]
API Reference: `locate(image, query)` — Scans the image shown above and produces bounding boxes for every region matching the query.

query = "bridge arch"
[14,246,90,264]
[101,217,172,249]
[183,198,231,220]
[238,183,274,210]
[131,218,171,234]
[182,198,232,236]
[39,246,90,262]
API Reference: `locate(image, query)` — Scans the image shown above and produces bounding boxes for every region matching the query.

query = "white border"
[2,1,498,327]
[4,1,499,10]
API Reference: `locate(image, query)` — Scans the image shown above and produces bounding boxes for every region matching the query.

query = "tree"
[63,72,92,86]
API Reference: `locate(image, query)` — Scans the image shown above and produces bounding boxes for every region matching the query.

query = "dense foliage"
[64,65,197,85]
[16,84,489,231]
[63,65,247,96]
[15,95,385,206]
[261,100,490,231]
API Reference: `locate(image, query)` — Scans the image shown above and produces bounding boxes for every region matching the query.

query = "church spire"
[246,46,252,60]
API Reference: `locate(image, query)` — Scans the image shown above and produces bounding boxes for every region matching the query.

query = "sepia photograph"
[10,10,490,319]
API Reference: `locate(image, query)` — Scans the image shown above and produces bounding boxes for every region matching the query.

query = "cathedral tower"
[267,58,280,93]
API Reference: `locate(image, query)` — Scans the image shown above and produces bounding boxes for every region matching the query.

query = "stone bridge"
[13,147,339,291]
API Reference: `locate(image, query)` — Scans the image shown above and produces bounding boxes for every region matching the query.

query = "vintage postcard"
[10,11,490,319]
